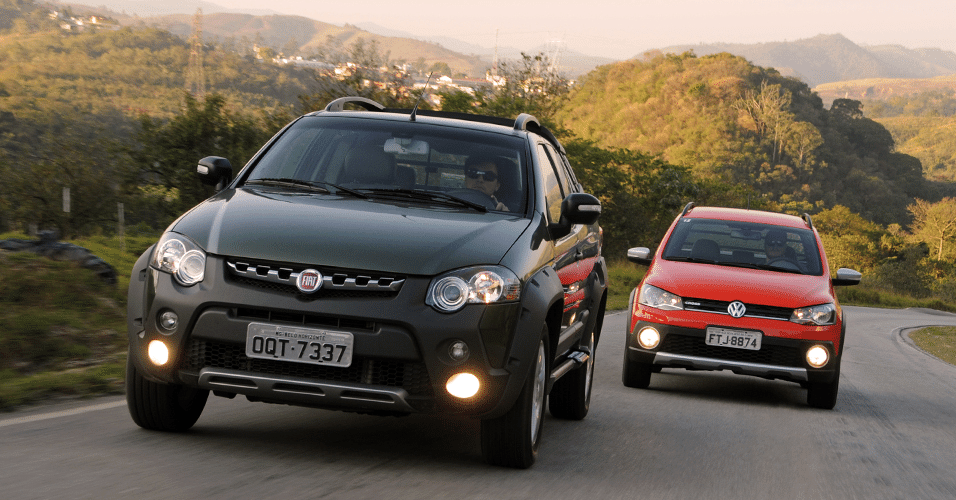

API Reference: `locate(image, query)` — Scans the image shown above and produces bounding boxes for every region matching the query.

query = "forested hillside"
[4,0,956,308]
[556,51,948,226]
[658,34,956,87]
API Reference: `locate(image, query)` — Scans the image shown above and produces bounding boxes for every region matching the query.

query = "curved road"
[2,306,956,499]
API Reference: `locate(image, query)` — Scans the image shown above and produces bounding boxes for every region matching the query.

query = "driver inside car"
[464,155,509,211]
[764,228,802,271]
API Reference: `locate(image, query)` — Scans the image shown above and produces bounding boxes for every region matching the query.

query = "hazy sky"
[189,1,953,60]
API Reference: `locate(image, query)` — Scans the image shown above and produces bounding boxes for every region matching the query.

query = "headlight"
[151,232,207,286]
[791,303,836,325]
[638,284,684,310]
[426,266,521,313]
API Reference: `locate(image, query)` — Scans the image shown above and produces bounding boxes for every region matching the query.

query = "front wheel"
[807,360,841,409]
[481,327,549,469]
[622,356,653,389]
[126,354,209,431]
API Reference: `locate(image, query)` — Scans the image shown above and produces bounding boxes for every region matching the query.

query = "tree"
[908,198,956,261]
[128,93,274,226]
[298,38,416,112]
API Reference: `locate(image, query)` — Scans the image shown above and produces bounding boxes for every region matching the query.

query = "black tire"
[126,355,209,431]
[481,327,549,469]
[807,360,840,409]
[549,328,595,420]
[622,356,653,389]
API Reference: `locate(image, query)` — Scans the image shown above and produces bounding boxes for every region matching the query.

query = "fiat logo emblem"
[296,269,323,294]
[727,301,747,318]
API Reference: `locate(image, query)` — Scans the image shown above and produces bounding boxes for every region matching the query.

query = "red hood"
[645,259,834,308]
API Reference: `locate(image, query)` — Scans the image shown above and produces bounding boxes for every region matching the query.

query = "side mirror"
[627,247,653,266]
[197,156,233,191]
[832,268,862,287]
[550,193,601,238]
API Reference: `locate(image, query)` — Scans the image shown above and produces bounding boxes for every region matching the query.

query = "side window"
[536,144,563,223]
[542,143,574,196]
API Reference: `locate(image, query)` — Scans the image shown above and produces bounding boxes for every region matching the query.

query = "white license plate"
[705,327,762,351]
[246,323,354,367]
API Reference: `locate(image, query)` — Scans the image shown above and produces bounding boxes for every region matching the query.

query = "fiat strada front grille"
[226,260,404,298]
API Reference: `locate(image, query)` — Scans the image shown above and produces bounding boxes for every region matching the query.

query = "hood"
[645,259,834,308]
[171,187,532,276]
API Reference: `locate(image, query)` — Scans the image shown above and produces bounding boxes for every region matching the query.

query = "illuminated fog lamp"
[446,373,480,399]
[806,345,829,368]
[638,327,661,349]
[448,341,470,362]
[148,340,170,366]
[158,310,179,332]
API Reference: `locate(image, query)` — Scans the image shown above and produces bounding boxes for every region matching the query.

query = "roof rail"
[802,213,814,229]
[681,202,696,216]
[324,97,385,112]
[514,113,541,132]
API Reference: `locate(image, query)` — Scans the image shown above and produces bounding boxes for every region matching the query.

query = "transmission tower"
[185,8,206,98]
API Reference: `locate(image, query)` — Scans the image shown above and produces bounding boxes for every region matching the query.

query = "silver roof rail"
[324,97,386,112]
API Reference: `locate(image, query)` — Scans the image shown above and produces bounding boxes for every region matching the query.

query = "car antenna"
[409,71,434,122]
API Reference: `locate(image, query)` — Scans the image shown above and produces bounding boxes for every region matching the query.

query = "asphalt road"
[2,306,956,499]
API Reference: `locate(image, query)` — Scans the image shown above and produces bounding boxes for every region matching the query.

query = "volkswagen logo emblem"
[727,301,747,318]
[296,269,323,294]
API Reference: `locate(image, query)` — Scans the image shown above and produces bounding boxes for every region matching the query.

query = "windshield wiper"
[246,178,368,198]
[664,256,720,264]
[360,188,488,212]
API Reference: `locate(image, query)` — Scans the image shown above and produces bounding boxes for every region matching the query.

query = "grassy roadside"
[0,232,155,411]
[909,326,956,366]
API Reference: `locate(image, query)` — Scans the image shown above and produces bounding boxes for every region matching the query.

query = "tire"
[126,354,209,431]
[807,360,840,410]
[481,327,549,469]
[549,328,595,420]
[622,356,653,389]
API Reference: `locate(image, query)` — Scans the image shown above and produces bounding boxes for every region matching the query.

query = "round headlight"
[446,373,480,399]
[156,238,187,273]
[430,276,469,312]
[469,271,504,303]
[806,345,829,368]
[151,233,207,286]
[638,327,661,349]
[176,250,206,285]
[148,340,170,366]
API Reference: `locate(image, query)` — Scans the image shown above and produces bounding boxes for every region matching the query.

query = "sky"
[132,0,956,60]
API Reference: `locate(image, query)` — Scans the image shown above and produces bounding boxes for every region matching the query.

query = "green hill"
[556,51,936,226]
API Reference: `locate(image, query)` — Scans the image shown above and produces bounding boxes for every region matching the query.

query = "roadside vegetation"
[909,326,956,366]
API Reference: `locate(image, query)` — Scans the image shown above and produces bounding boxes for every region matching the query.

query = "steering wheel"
[446,188,498,209]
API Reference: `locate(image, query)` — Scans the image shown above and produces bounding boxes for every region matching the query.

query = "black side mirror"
[197,156,233,191]
[550,193,601,238]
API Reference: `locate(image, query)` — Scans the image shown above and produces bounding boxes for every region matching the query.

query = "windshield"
[661,217,824,276]
[244,116,529,213]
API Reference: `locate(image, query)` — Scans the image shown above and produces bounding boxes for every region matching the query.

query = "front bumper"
[626,320,841,384]
[128,254,530,417]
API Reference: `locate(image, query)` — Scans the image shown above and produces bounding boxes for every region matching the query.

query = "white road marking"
[0,400,126,428]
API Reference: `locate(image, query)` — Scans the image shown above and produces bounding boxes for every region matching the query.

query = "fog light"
[148,340,170,366]
[806,345,829,368]
[448,341,470,362]
[638,327,661,349]
[158,311,178,332]
[446,373,480,399]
